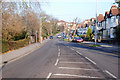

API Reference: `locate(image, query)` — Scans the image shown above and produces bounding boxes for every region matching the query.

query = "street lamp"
[39,17,42,44]
[95,0,98,45]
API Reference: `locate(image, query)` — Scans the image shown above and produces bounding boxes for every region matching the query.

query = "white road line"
[58,49,60,52]
[66,46,69,48]
[58,67,99,71]
[54,74,103,79]
[46,73,52,80]
[85,57,96,65]
[60,62,90,64]
[71,48,74,50]
[105,70,117,79]
[76,51,82,55]
[58,52,60,57]
[54,58,59,66]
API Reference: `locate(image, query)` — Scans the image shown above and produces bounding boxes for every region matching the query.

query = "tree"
[73,17,81,38]
[87,27,92,40]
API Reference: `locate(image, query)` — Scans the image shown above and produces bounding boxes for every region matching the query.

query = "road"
[2,36,119,80]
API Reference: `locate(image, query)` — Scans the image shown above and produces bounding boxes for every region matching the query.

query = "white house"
[109,5,119,38]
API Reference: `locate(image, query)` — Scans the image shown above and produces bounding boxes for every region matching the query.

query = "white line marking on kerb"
[59,67,99,71]
[105,70,117,79]
[54,74,103,79]
[46,73,52,80]
[58,52,60,57]
[55,58,59,66]
[76,51,82,55]
[85,57,96,65]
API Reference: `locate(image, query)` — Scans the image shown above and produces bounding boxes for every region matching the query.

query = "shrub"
[2,38,29,53]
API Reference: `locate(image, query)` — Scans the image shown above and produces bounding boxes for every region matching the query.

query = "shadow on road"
[56,41,119,58]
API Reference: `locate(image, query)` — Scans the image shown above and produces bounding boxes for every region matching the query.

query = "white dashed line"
[85,57,96,65]
[46,73,52,80]
[54,58,59,66]
[58,67,99,71]
[104,70,117,79]
[76,51,82,55]
[54,74,103,79]
[71,48,74,50]
[58,52,60,57]
[58,49,60,52]
[60,62,90,64]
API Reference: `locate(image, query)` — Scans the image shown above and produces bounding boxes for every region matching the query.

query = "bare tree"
[73,17,81,38]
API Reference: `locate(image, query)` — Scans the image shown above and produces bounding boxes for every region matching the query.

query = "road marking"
[58,52,60,57]
[60,62,90,64]
[76,51,82,55]
[58,49,60,52]
[66,46,69,48]
[71,48,74,50]
[46,73,52,80]
[55,58,59,66]
[85,57,96,65]
[58,67,99,71]
[54,74,103,79]
[105,70,117,79]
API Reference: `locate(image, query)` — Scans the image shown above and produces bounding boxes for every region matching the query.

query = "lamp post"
[39,18,42,44]
[95,0,98,45]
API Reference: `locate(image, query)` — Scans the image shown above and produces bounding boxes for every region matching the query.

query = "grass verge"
[80,43,100,47]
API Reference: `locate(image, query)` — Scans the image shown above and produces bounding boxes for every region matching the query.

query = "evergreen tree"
[87,27,92,40]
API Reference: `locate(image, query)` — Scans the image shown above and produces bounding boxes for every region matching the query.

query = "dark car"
[50,36,53,39]
[72,37,83,42]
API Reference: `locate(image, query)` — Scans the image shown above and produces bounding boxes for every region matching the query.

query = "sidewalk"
[83,41,120,53]
[1,39,50,64]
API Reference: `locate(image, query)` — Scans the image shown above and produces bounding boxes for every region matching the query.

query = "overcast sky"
[41,0,116,22]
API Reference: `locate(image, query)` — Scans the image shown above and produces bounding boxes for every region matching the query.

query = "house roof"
[105,11,110,18]
[110,5,119,16]
[92,17,96,20]
[97,14,104,22]
[80,19,90,28]
[58,20,66,23]
[77,24,81,28]
[70,22,76,24]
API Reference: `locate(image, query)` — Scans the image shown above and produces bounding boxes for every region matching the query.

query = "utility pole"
[95,0,98,45]
[36,31,38,43]
[39,18,42,44]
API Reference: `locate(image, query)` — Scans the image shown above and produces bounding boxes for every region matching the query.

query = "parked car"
[57,35,61,38]
[72,37,83,42]
[50,36,53,39]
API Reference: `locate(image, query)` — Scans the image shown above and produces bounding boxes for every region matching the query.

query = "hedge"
[2,38,29,53]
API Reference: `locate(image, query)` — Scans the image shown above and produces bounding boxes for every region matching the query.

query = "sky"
[41,0,115,22]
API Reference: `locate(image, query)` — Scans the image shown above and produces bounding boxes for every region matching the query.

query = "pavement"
[83,41,120,54]
[1,39,50,64]
[1,36,119,80]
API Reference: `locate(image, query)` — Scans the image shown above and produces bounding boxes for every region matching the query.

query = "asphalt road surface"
[2,36,119,80]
